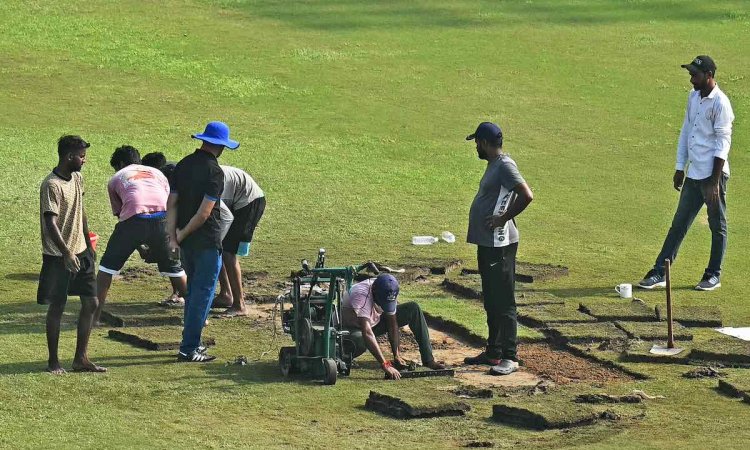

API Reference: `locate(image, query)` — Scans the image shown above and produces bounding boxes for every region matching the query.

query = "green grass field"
[1,1,749,448]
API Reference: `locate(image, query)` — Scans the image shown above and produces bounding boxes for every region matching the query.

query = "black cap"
[681,55,716,75]
[466,122,503,142]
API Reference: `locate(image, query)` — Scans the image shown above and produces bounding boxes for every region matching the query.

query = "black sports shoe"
[177,350,216,363]
[696,273,721,291]
[638,270,666,289]
[463,352,501,366]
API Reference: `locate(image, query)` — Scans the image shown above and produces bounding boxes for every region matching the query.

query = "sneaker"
[463,352,501,366]
[696,274,721,291]
[638,270,666,289]
[177,350,216,363]
[489,359,519,376]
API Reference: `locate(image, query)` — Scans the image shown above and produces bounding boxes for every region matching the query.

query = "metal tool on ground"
[279,249,378,385]
[391,369,455,379]
[650,259,685,356]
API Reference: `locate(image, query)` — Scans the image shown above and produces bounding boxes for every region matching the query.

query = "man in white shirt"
[639,56,734,291]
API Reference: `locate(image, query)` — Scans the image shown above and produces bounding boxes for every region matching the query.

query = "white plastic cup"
[412,236,438,245]
[441,231,456,243]
[615,283,632,299]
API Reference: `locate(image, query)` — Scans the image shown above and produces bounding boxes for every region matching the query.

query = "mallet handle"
[665,259,675,349]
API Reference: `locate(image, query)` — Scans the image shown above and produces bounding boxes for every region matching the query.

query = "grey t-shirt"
[220,165,264,211]
[467,154,526,248]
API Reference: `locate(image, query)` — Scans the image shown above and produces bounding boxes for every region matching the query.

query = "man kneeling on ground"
[342,274,445,380]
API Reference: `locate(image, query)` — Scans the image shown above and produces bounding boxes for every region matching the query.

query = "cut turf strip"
[365,391,470,419]
[442,275,482,299]
[514,262,569,283]
[491,403,601,430]
[546,322,627,344]
[614,321,693,341]
[99,302,183,327]
[689,337,750,365]
[717,379,750,400]
[518,305,597,328]
[578,301,656,322]
[655,305,723,327]
[565,344,650,380]
[108,326,215,351]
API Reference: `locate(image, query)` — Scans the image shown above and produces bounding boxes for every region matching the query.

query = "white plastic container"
[412,236,438,245]
[441,231,456,243]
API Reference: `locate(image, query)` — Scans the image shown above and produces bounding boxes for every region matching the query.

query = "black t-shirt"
[170,150,224,250]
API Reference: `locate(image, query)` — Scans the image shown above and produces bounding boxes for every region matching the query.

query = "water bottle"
[441,231,456,243]
[237,241,251,256]
[412,236,438,245]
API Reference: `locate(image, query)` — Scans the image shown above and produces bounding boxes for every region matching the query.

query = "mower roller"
[279,249,377,385]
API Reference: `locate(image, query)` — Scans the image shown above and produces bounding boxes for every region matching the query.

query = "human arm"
[358,317,401,380]
[43,213,80,273]
[107,178,122,217]
[384,313,407,366]
[485,182,534,229]
[175,196,216,243]
[166,193,179,253]
[704,98,734,207]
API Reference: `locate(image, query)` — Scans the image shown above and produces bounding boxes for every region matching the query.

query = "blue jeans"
[653,175,728,277]
[179,246,222,354]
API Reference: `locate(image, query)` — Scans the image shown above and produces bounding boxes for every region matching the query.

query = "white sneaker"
[489,359,519,376]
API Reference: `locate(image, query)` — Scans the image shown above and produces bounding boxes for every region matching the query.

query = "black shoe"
[696,273,721,291]
[177,350,216,363]
[463,352,501,366]
[638,269,666,289]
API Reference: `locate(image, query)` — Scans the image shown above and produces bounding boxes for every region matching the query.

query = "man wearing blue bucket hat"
[167,121,239,362]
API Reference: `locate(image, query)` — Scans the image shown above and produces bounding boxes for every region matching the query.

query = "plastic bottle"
[237,241,251,257]
[412,236,438,245]
[441,231,456,243]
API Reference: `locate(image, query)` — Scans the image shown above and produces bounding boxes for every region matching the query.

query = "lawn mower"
[279,249,377,385]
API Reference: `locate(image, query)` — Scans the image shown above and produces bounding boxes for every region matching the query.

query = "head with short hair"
[141,152,167,169]
[57,135,90,171]
[110,145,141,171]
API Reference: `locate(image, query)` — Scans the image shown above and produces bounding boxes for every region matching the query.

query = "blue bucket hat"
[191,121,240,150]
[372,273,399,314]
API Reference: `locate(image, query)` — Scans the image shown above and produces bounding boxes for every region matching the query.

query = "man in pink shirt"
[342,274,445,380]
[94,146,188,324]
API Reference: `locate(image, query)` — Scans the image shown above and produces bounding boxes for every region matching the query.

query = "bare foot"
[217,307,248,318]
[211,295,233,309]
[46,364,66,375]
[71,360,107,373]
[425,360,447,370]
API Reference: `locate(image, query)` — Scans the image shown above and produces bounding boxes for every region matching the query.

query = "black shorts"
[223,197,265,254]
[37,250,97,305]
[99,216,184,277]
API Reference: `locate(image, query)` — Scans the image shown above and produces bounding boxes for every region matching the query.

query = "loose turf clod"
[574,393,643,404]
[491,402,601,430]
[454,385,493,399]
[614,321,693,341]
[108,326,215,351]
[682,367,725,379]
[365,391,470,419]
[545,322,626,344]
[579,301,656,322]
[689,337,750,365]
[655,305,723,327]
[518,305,597,328]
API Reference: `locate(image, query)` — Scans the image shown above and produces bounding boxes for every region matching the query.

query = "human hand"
[392,356,409,371]
[704,182,721,213]
[485,214,507,230]
[382,361,401,380]
[175,228,185,244]
[673,170,685,191]
[63,251,81,274]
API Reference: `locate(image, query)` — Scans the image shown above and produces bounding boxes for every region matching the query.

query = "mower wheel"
[298,318,314,356]
[279,347,295,377]
[322,358,337,385]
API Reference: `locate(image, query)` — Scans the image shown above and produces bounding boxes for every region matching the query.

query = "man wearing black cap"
[341,274,445,380]
[463,122,534,376]
[639,56,735,291]
[167,121,239,362]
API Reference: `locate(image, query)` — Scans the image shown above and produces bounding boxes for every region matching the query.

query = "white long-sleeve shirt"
[676,84,734,180]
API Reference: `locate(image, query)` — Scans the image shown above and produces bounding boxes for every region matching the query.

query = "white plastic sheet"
[715,327,750,341]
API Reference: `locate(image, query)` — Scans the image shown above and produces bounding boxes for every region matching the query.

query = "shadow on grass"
[5,272,39,281]
[229,0,740,31]
[0,354,172,375]
[0,300,84,335]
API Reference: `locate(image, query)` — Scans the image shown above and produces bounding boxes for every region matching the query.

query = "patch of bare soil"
[118,266,159,282]
[379,329,631,387]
